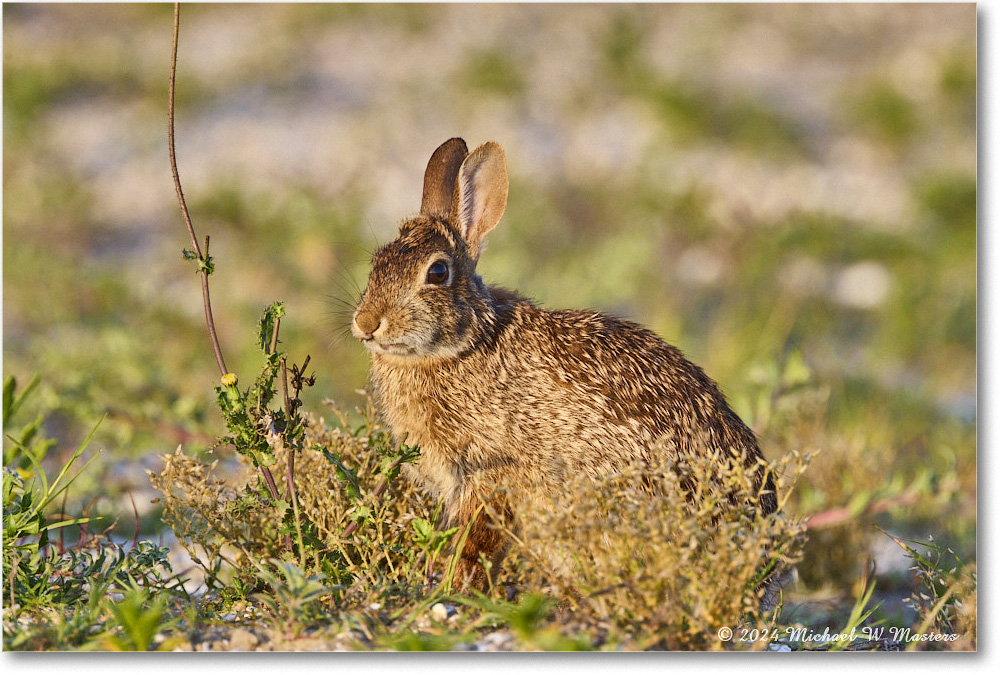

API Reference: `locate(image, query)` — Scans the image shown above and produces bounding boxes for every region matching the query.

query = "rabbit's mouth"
[365,339,416,356]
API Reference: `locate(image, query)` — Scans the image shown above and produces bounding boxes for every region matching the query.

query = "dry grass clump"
[941,565,977,651]
[149,398,435,611]
[504,441,808,650]
[902,540,977,651]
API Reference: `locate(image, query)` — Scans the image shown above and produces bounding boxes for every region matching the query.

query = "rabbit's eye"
[426,260,449,285]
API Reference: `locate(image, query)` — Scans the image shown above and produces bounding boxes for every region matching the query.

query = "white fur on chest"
[371,358,481,501]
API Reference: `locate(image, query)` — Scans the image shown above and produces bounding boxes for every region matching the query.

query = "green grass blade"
[42,415,105,508]
[3,374,40,431]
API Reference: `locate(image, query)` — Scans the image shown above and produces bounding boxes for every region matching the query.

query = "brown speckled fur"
[352,138,777,591]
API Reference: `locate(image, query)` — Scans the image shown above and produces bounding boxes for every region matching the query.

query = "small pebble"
[430,603,448,622]
[477,631,513,651]
[228,627,259,651]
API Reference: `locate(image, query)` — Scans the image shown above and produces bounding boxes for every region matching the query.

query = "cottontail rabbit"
[352,138,777,591]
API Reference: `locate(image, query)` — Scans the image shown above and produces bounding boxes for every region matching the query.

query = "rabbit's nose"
[353,310,384,339]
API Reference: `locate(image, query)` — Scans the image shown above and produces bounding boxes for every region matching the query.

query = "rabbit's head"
[351,138,509,360]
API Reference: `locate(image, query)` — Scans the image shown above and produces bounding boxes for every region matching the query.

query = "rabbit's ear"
[421,138,469,219]
[451,141,509,260]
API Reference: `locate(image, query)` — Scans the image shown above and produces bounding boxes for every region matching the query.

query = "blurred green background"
[3,3,975,614]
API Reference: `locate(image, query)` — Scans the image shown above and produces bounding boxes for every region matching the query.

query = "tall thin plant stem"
[168,2,227,378]
[168,2,282,502]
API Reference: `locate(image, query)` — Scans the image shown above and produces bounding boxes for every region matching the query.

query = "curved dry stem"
[168,2,228,378]
[168,3,285,504]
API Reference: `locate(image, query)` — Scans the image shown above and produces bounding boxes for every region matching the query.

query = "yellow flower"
[221,373,238,387]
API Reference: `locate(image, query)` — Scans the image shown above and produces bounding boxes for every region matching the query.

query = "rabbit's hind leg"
[452,489,515,593]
